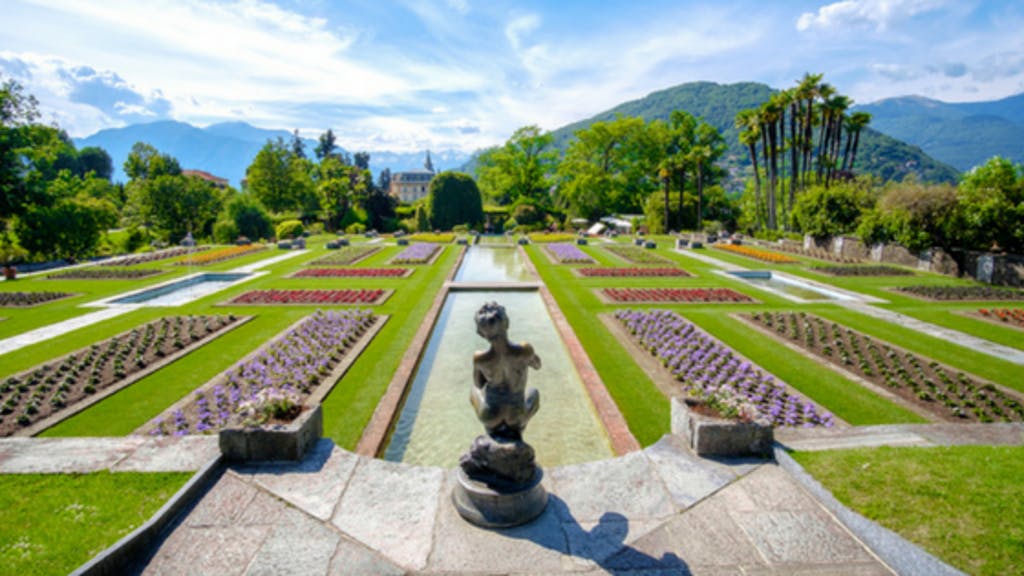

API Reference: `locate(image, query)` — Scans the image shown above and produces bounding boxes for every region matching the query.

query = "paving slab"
[113,436,221,472]
[326,537,406,576]
[548,451,676,523]
[0,306,133,357]
[0,436,146,473]
[643,436,736,509]
[141,525,272,576]
[244,507,342,576]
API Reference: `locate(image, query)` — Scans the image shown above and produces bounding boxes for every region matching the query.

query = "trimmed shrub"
[275,219,304,240]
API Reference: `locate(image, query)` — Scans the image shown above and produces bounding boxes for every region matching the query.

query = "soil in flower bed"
[600,287,754,304]
[0,291,76,307]
[712,244,797,264]
[175,244,266,266]
[576,267,691,278]
[46,268,164,280]
[291,267,411,279]
[0,315,244,436]
[141,309,378,436]
[612,309,834,427]
[743,311,1024,423]
[812,265,913,277]
[390,243,442,265]
[975,308,1024,330]
[545,243,595,264]
[228,289,390,305]
[309,246,381,266]
[603,244,672,265]
[896,285,1024,301]
[106,246,211,266]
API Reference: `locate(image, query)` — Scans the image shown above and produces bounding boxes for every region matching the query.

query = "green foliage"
[126,172,223,242]
[246,138,309,213]
[224,194,273,240]
[954,156,1024,253]
[120,225,151,252]
[275,219,304,240]
[427,171,483,230]
[213,219,239,244]
[345,222,366,234]
[415,205,430,232]
[123,142,181,181]
[15,172,119,261]
[791,180,876,239]
[76,146,113,180]
[474,125,557,206]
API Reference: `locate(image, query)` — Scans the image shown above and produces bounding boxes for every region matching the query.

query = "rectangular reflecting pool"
[108,273,252,306]
[454,246,534,283]
[383,290,613,467]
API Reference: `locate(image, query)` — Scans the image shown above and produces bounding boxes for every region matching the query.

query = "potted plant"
[670,393,772,457]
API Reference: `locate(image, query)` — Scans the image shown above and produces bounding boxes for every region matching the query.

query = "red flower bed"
[978,308,1024,328]
[293,268,408,278]
[601,288,753,303]
[578,267,690,277]
[229,289,388,305]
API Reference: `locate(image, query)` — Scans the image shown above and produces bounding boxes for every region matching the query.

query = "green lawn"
[0,471,190,576]
[794,446,1024,576]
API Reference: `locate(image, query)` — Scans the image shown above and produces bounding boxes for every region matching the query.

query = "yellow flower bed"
[528,232,576,243]
[712,243,797,263]
[405,233,455,243]
[176,244,266,266]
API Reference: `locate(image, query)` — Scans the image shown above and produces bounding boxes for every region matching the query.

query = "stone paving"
[0,436,219,473]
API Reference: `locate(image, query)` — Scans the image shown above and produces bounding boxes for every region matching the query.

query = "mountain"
[74,121,470,186]
[541,81,961,189]
[855,93,1024,171]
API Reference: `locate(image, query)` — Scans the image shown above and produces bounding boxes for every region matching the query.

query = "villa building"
[389,169,435,203]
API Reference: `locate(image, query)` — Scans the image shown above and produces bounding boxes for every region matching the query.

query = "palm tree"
[735,109,763,230]
[844,111,872,172]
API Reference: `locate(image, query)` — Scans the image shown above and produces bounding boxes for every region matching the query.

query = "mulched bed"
[227,289,391,306]
[575,267,690,278]
[603,244,672,265]
[598,287,754,304]
[811,265,913,277]
[0,315,245,437]
[105,246,211,266]
[742,311,1024,423]
[46,268,164,280]
[895,285,1024,301]
[0,291,77,308]
[308,246,381,266]
[291,267,411,279]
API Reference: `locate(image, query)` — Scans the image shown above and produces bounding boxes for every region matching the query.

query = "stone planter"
[670,397,772,457]
[397,238,409,246]
[219,405,322,462]
[644,241,657,249]
[576,238,588,245]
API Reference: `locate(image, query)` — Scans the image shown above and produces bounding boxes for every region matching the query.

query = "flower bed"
[390,243,441,264]
[0,315,243,436]
[106,246,211,266]
[545,243,595,264]
[405,232,455,243]
[176,244,266,266]
[0,291,75,307]
[811,265,913,277]
[602,288,753,303]
[309,245,380,266]
[768,243,860,263]
[614,309,834,427]
[142,309,376,436]
[577,267,691,278]
[528,233,576,243]
[712,244,797,264]
[603,244,672,265]
[47,268,164,280]
[745,311,1024,423]
[228,289,389,306]
[896,285,1024,301]
[977,308,1024,329]
[292,268,410,279]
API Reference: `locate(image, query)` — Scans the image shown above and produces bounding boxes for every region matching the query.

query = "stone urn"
[670,396,772,457]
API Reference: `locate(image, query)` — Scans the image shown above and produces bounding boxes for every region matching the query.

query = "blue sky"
[1,0,1022,152]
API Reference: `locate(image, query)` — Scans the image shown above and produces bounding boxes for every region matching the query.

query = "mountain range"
[74,121,469,186]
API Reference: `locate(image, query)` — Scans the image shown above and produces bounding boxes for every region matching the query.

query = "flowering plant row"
[545,243,595,264]
[747,311,1024,423]
[0,315,240,436]
[812,265,912,277]
[602,288,753,303]
[293,268,409,278]
[615,309,834,427]
[0,291,74,307]
[145,309,376,435]
[391,243,441,264]
[405,233,455,243]
[603,244,671,265]
[578,267,690,277]
[712,244,797,263]
[229,289,388,305]
[528,233,576,243]
[310,245,380,266]
[47,268,163,280]
[897,285,1024,301]
[176,244,266,266]
[978,308,1024,328]
[107,246,211,267]
[768,243,859,264]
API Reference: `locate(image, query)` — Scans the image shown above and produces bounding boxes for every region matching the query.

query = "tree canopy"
[428,171,483,230]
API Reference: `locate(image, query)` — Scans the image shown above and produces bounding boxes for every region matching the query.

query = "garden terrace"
[141,309,378,436]
[292,268,411,279]
[0,291,76,307]
[603,244,673,265]
[896,285,1024,301]
[106,246,211,266]
[0,315,243,437]
[712,244,798,264]
[527,232,576,243]
[811,265,914,277]
[576,267,691,278]
[390,243,441,265]
[227,289,390,306]
[977,308,1024,329]
[176,244,267,266]
[600,288,754,304]
[613,309,834,427]
[405,233,454,243]
[46,268,164,280]
[744,311,1024,423]
[544,243,595,264]
[309,245,380,266]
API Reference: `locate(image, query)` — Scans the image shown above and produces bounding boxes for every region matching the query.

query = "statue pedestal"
[452,467,548,528]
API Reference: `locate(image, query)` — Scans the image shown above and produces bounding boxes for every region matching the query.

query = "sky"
[1,0,1022,153]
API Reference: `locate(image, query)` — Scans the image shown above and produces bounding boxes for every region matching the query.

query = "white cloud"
[796,0,947,32]
[505,14,540,51]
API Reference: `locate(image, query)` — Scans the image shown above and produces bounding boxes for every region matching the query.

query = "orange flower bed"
[176,244,266,266]
[712,244,797,264]
[978,308,1024,328]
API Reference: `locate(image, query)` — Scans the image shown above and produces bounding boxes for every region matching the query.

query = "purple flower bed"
[546,243,595,264]
[615,309,834,427]
[145,309,376,435]
[391,243,440,264]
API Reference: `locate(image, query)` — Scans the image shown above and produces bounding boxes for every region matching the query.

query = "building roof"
[183,169,229,186]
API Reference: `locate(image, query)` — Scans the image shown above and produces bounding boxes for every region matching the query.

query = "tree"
[124,142,181,181]
[689,122,726,230]
[365,186,396,231]
[954,156,1024,254]
[791,179,875,240]
[15,173,118,261]
[128,173,222,242]
[291,129,306,159]
[77,146,113,180]
[377,168,392,193]
[474,125,557,206]
[857,177,960,269]
[223,194,273,240]
[315,129,337,161]
[1,75,39,221]
[246,139,300,213]
[354,151,370,171]
[427,171,483,230]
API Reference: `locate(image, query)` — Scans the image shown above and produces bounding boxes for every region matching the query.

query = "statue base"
[452,466,548,528]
